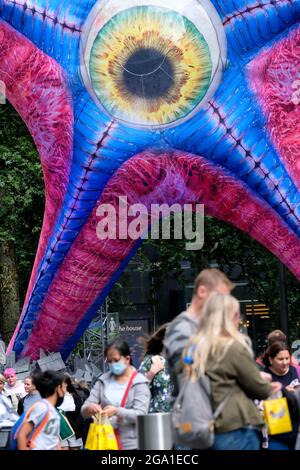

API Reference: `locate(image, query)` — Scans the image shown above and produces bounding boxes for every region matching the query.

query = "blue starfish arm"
[212,0,300,63]
[163,67,300,237]
[0,0,96,74]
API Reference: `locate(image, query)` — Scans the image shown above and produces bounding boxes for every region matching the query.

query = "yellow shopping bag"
[263,397,292,435]
[85,413,119,450]
[102,420,119,450]
[85,422,98,450]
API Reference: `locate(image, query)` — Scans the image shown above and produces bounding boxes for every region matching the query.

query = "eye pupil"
[123,48,174,99]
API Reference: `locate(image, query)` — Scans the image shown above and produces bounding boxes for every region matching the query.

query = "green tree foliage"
[0,103,44,306]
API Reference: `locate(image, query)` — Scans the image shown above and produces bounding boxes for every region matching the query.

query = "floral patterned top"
[138,354,174,413]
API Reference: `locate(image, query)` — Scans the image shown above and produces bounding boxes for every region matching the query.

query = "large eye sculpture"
[81,0,227,129]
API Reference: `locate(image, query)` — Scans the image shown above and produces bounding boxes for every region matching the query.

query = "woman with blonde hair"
[186,293,281,450]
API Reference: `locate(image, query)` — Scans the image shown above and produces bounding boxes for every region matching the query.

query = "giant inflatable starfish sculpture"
[0,0,299,359]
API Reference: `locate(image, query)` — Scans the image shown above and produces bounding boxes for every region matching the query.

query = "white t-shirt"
[0,393,19,425]
[26,399,60,450]
[5,380,26,398]
[57,392,75,412]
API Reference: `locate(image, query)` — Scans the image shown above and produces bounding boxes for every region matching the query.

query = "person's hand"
[270,381,282,395]
[102,405,118,417]
[257,400,264,412]
[146,356,165,381]
[260,372,272,382]
[286,379,300,392]
[150,358,165,375]
[286,385,296,392]
[85,403,102,417]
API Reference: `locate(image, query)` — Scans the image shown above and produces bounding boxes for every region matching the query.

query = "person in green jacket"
[187,292,281,450]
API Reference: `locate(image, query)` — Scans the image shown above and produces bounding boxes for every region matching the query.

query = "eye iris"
[89,6,213,127]
[123,48,174,99]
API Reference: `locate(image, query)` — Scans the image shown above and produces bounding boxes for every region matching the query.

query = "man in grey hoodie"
[164,268,234,396]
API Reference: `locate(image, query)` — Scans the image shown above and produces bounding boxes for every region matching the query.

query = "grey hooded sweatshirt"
[164,311,199,396]
[81,369,150,450]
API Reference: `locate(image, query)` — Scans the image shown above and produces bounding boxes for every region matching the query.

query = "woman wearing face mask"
[81,340,150,450]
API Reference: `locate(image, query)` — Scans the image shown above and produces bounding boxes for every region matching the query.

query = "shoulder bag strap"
[120,370,138,407]
[25,401,50,449]
[213,390,234,420]
[115,370,138,449]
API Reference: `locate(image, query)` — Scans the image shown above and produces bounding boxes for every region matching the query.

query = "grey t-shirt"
[26,399,60,450]
[106,378,128,407]
[105,378,128,429]
[23,392,41,413]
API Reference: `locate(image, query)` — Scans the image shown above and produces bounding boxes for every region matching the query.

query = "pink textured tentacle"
[0,20,73,344]
[248,25,300,189]
[22,150,300,358]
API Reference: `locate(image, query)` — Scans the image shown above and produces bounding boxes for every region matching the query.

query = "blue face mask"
[108,360,127,376]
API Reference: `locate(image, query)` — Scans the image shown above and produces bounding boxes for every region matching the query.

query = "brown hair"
[267,329,287,346]
[105,340,133,365]
[193,268,234,296]
[145,323,169,356]
[263,341,291,367]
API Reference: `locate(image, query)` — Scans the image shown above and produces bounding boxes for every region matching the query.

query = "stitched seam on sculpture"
[208,101,297,218]
[223,0,293,26]
[5,0,83,33]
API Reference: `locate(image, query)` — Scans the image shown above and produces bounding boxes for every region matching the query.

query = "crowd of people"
[0,268,300,450]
